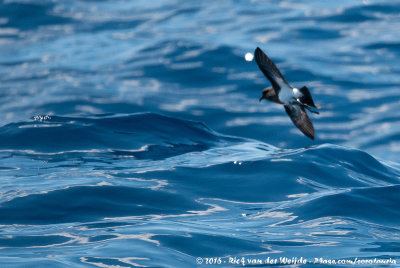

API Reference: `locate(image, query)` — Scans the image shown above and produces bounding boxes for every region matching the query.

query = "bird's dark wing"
[284,104,315,140]
[254,47,289,93]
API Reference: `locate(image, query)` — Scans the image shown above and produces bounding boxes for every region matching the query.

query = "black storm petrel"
[254,47,320,140]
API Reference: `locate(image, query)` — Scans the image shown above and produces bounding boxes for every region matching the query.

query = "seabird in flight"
[254,47,320,140]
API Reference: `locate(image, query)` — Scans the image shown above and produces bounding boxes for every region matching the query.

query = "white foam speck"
[245,52,254,61]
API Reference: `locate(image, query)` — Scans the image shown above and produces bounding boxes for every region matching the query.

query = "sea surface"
[0,0,400,267]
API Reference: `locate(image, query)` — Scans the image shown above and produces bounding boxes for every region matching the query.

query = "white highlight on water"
[245,52,254,61]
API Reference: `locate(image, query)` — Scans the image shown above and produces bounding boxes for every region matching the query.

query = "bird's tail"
[305,105,320,114]
[298,86,323,114]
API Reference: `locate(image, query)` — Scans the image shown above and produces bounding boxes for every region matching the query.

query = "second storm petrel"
[254,47,320,140]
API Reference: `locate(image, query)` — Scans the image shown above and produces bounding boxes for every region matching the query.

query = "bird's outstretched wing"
[284,104,315,140]
[254,47,289,93]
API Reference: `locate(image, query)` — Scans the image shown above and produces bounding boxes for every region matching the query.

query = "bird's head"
[259,87,275,102]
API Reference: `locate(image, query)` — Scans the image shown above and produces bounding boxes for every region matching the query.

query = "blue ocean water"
[0,0,400,267]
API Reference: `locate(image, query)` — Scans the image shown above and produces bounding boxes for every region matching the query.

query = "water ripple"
[1,0,400,266]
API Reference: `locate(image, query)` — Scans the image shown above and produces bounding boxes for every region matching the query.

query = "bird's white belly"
[279,85,295,103]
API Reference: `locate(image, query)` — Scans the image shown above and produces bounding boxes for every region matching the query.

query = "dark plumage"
[255,47,320,140]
